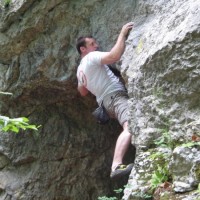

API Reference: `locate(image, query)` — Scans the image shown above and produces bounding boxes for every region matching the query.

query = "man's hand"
[101,22,134,65]
[120,22,134,38]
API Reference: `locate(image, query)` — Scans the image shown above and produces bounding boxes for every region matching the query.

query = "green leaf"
[154,137,165,145]
[10,126,20,133]
[182,142,200,147]
[98,196,117,200]
[25,125,38,130]
[0,91,13,96]
[114,188,123,194]
[0,115,40,134]
[22,117,29,123]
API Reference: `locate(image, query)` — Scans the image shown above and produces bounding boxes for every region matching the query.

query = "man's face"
[82,38,99,54]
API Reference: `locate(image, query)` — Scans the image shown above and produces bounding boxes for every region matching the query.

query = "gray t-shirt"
[77,51,125,105]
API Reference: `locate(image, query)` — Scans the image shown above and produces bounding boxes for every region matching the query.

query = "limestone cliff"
[0,0,199,200]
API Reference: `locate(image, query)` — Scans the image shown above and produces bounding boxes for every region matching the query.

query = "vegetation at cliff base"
[0,91,40,133]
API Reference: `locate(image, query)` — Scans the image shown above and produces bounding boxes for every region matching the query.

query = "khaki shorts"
[103,91,128,126]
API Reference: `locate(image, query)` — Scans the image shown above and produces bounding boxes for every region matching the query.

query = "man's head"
[76,36,99,57]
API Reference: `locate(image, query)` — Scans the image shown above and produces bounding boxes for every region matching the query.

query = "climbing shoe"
[110,163,134,180]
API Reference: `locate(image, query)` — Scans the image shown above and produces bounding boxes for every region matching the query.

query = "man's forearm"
[109,33,127,61]
[101,22,133,65]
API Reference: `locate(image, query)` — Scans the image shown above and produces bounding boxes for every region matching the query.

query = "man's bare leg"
[111,121,132,171]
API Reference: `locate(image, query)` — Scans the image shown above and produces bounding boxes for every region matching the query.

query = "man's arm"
[101,22,133,65]
[78,84,89,96]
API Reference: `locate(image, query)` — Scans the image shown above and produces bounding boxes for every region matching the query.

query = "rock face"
[121,0,200,199]
[0,0,136,199]
[0,0,200,200]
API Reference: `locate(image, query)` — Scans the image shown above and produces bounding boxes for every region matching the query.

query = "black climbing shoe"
[110,163,134,180]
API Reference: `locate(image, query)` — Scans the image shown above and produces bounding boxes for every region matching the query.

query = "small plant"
[134,191,152,199]
[181,141,200,148]
[197,183,200,194]
[98,187,124,200]
[150,165,169,190]
[0,116,40,133]
[153,87,163,98]
[98,197,117,200]
[113,188,123,194]
[149,151,170,163]
[178,134,200,148]
[149,151,170,191]
[149,131,173,191]
[0,91,12,96]
[3,0,11,8]
[154,129,174,149]
[0,91,40,133]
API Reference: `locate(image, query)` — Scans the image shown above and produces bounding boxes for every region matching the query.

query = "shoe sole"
[110,164,134,180]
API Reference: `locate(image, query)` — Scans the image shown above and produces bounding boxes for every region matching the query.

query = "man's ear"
[80,46,86,53]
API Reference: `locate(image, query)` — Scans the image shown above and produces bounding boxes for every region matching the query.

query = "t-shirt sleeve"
[87,51,108,66]
[77,68,85,87]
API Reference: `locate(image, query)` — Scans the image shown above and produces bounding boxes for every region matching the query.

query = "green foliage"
[197,183,200,193]
[98,197,117,200]
[0,91,40,134]
[150,117,200,194]
[181,142,200,148]
[0,116,40,133]
[0,0,11,8]
[113,188,123,194]
[149,151,170,191]
[149,151,170,162]
[98,187,124,200]
[150,166,169,190]
[155,126,200,150]
[153,87,163,98]
[134,191,152,199]
[154,129,174,149]
[149,131,172,191]
[0,91,12,96]
[3,0,11,7]
[98,184,133,200]
[151,124,200,192]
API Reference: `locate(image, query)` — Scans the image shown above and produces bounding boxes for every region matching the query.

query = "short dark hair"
[76,36,93,55]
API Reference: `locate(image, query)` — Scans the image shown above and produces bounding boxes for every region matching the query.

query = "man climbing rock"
[76,22,134,179]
